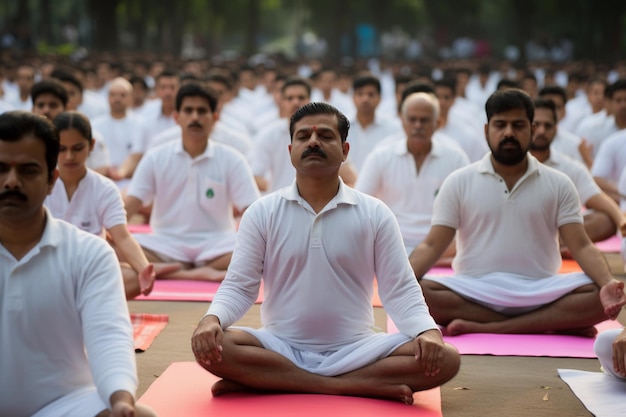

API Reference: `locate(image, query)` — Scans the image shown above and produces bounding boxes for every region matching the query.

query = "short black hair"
[538,85,567,105]
[485,89,534,122]
[156,70,179,84]
[129,75,148,91]
[175,83,218,113]
[608,79,626,98]
[281,76,312,98]
[497,79,522,91]
[0,111,59,182]
[434,78,456,95]
[533,98,557,123]
[352,73,381,94]
[290,102,350,143]
[31,79,69,107]
[50,69,83,93]
[205,71,235,92]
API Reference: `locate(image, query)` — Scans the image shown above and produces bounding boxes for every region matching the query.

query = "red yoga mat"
[138,362,442,417]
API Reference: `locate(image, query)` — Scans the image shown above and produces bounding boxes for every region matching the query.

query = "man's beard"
[490,137,528,166]
[529,135,551,151]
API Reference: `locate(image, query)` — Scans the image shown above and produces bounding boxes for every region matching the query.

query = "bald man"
[356,92,468,256]
[92,77,148,184]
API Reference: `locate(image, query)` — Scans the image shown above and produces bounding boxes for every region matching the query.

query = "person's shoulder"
[556,128,581,142]
[603,129,626,146]
[537,158,577,183]
[90,113,109,127]
[434,139,470,157]
[148,139,179,156]
[50,215,111,251]
[550,150,587,172]
[86,169,121,192]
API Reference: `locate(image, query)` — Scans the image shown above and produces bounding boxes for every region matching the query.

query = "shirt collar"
[174,138,213,160]
[280,177,359,207]
[39,207,63,249]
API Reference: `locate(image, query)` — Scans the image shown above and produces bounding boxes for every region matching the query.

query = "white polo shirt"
[142,108,177,148]
[86,129,111,170]
[91,113,148,167]
[543,150,601,205]
[0,213,136,417]
[45,169,126,236]
[433,153,582,278]
[439,119,489,162]
[576,110,620,157]
[249,118,295,193]
[591,130,626,183]
[208,180,437,351]
[356,139,469,251]
[128,139,260,239]
[347,114,401,171]
[551,128,583,162]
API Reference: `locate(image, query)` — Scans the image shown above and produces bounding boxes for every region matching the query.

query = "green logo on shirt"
[206,188,215,198]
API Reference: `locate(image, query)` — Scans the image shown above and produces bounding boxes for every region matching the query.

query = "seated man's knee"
[594,329,619,358]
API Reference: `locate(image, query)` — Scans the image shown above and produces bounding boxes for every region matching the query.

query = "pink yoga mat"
[388,317,622,358]
[127,223,152,234]
[595,235,622,253]
[138,362,442,417]
[134,280,264,303]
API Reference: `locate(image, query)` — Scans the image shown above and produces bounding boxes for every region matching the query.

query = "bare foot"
[213,378,413,404]
[212,379,252,396]
[551,326,598,338]
[154,262,182,277]
[446,319,482,336]
[346,382,414,405]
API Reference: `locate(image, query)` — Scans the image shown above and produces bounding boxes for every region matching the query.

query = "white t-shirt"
[438,119,489,162]
[576,110,621,158]
[591,130,626,183]
[551,128,583,162]
[347,114,402,171]
[0,212,136,416]
[542,150,600,205]
[207,180,437,350]
[249,118,295,193]
[432,153,582,278]
[45,169,126,236]
[141,107,177,149]
[356,140,469,251]
[86,129,111,170]
[128,139,260,239]
[92,113,148,167]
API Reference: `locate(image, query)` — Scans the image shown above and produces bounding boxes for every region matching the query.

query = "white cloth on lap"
[238,327,412,376]
[423,272,593,313]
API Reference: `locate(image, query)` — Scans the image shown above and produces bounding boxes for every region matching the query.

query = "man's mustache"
[0,190,27,202]
[499,137,521,148]
[301,147,327,159]
[188,122,203,128]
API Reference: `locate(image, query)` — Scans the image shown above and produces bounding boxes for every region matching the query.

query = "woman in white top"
[46,111,175,298]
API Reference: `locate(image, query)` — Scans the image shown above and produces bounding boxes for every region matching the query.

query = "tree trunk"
[87,0,120,52]
[244,0,259,56]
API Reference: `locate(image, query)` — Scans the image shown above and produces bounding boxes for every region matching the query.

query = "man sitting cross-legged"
[192,102,460,404]
[125,83,260,281]
[409,89,626,337]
